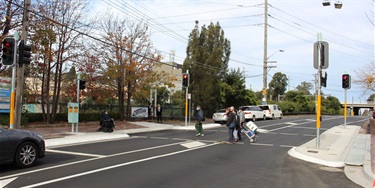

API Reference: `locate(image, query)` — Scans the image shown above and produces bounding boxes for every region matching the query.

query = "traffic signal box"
[18,40,32,65]
[342,74,351,89]
[182,73,189,88]
[79,80,86,90]
[1,38,16,65]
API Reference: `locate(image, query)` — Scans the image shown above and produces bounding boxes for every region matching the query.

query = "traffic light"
[18,40,32,65]
[182,73,189,87]
[342,74,351,89]
[321,71,327,88]
[1,37,16,65]
[79,80,86,90]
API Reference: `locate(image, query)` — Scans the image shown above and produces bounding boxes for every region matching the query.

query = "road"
[0,115,367,188]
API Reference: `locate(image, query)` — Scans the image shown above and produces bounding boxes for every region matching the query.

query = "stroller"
[97,111,115,133]
[242,121,258,143]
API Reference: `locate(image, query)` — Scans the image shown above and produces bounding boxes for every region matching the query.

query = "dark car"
[0,128,45,168]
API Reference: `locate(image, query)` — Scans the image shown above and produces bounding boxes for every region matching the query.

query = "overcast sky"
[91,0,374,103]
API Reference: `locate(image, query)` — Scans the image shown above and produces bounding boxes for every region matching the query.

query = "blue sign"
[0,88,11,113]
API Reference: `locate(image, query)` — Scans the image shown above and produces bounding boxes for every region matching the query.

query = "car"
[239,106,266,122]
[0,128,45,168]
[258,104,283,119]
[212,109,228,124]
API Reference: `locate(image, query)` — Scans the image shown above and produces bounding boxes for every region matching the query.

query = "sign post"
[313,33,329,149]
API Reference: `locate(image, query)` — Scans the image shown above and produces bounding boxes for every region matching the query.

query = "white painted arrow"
[0,177,17,187]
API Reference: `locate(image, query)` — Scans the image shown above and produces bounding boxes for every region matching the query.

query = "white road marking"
[46,149,106,158]
[0,141,187,181]
[303,134,316,137]
[250,143,274,147]
[280,145,297,148]
[181,141,206,148]
[0,177,17,187]
[150,137,169,140]
[172,138,190,141]
[21,143,219,188]
[285,122,298,126]
[280,133,299,136]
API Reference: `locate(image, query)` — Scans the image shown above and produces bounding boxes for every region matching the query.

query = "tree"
[322,96,341,114]
[355,61,375,92]
[183,21,231,115]
[296,81,313,95]
[96,13,162,120]
[367,94,375,103]
[27,0,90,124]
[268,72,288,101]
[220,69,251,108]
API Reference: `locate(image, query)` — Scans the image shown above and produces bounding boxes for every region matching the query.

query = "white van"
[258,104,283,119]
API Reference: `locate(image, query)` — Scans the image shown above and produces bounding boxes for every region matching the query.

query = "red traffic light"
[4,42,11,48]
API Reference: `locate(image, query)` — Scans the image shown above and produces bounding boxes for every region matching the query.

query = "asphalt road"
[0,115,367,188]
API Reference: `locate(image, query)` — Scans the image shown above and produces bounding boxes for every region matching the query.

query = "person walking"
[156,104,163,123]
[226,106,236,144]
[147,103,152,122]
[195,105,205,136]
[237,107,245,141]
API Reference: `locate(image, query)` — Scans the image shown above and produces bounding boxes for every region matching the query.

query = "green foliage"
[296,81,313,95]
[322,96,341,114]
[269,72,288,101]
[183,21,231,115]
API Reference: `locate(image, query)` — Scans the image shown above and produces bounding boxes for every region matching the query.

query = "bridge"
[341,103,375,115]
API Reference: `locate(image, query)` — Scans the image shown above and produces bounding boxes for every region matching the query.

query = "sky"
[91,0,375,104]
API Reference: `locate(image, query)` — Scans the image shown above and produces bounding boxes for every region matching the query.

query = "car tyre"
[14,141,38,168]
[252,116,256,122]
[263,115,266,121]
[272,114,275,120]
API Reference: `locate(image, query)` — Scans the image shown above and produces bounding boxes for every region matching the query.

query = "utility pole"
[14,0,30,128]
[262,0,268,105]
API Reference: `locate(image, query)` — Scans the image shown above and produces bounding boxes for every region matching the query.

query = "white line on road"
[280,145,297,148]
[21,143,219,188]
[250,143,274,147]
[0,177,17,188]
[303,134,316,137]
[46,149,106,158]
[150,137,169,140]
[279,133,299,136]
[0,141,188,181]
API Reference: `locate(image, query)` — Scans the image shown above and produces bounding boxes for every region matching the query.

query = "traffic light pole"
[184,70,189,126]
[344,89,347,127]
[316,33,323,149]
[9,34,18,129]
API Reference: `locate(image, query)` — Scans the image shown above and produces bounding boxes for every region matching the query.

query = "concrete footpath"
[288,125,374,188]
[41,122,374,187]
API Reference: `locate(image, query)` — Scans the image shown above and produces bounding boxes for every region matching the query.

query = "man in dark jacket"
[226,106,236,144]
[156,104,163,123]
[195,105,205,136]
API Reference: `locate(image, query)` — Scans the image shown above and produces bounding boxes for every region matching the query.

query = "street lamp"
[262,49,284,105]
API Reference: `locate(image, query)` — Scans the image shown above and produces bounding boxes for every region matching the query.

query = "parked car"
[212,109,228,124]
[239,106,266,122]
[0,128,45,168]
[258,104,283,119]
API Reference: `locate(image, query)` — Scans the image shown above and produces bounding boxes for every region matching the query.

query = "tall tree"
[97,14,162,120]
[221,68,250,108]
[28,0,90,123]
[296,81,313,95]
[183,21,231,115]
[268,72,288,101]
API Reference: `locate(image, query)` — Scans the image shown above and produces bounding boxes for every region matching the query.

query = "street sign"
[313,41,329,69]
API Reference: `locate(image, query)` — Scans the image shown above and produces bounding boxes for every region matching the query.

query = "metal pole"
[74,73,80,133]
[316,33,322,149]
[262,0,268,105]
[344,89,347,127]
[185,70,189,126]
[9,33,18,129]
